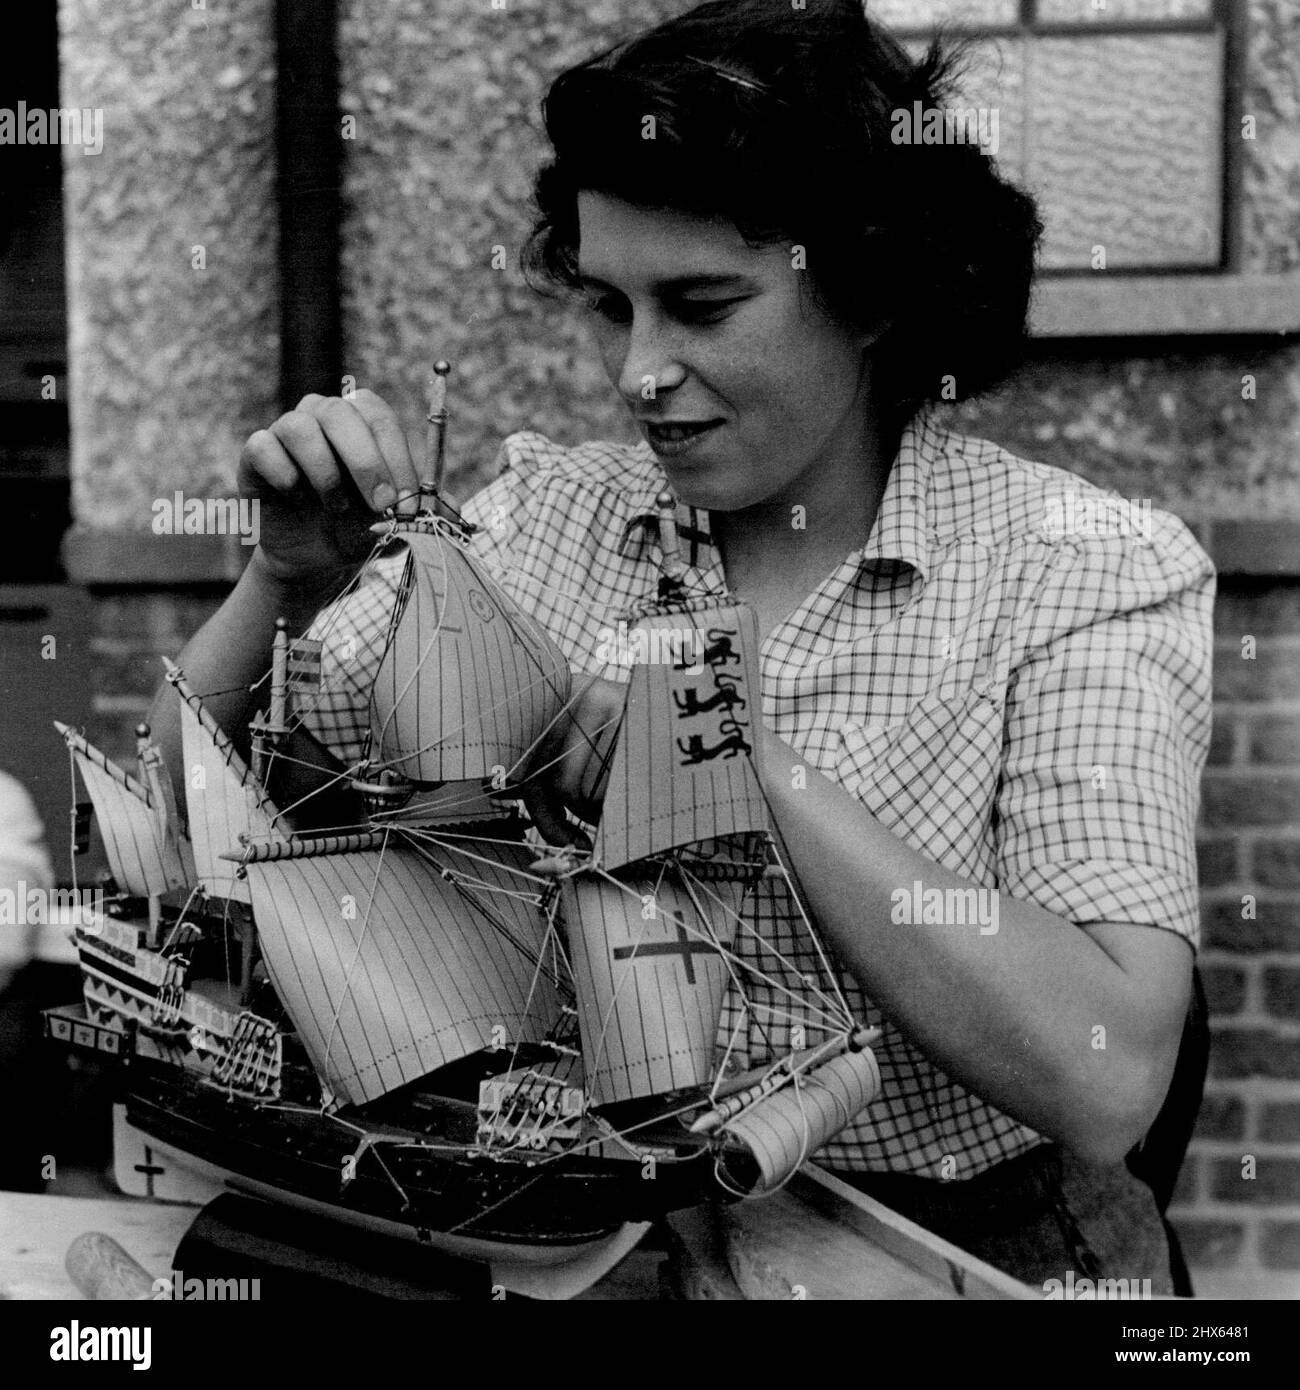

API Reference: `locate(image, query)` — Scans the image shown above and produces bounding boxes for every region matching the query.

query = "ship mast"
[654,488,689,602]
[409,358,464,529]
[251,618,291,785]
[136,721,177,948]
[424,358,450,497]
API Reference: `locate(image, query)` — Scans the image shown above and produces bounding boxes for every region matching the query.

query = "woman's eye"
[676,298,742,323]
[584,295,631,324]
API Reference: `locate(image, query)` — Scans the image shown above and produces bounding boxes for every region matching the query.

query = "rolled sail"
[593,603,769,872]
[243,835,561,1105]
[176,692,285,904]
[720,1048,881,1193]
[562,861,748,1106]
[55,723,191,899]
[369,528,571,784]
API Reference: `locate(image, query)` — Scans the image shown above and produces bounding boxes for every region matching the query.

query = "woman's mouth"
[640,419,723,458]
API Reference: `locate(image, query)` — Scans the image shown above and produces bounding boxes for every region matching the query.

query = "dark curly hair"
[522,0,1043,422]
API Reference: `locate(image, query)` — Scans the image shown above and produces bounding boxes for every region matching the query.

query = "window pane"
[868,0,1020,29]
[1036,0,1213,23]
[944,38,1029,177]
[1028,33,1223,268]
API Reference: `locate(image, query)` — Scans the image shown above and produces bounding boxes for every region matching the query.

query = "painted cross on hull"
[612,918,716,985]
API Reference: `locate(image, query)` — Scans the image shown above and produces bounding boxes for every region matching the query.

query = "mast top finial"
[135,721,151,739]
[424,360,452,496]
[655,490,686,588]
[275,616,288,632]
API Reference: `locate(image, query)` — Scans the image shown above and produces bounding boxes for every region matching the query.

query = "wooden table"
[0,1167,1036,1300]
[0,1192,195,1300]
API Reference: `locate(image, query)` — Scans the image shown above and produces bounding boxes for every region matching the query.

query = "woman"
[150,0,1214,1291]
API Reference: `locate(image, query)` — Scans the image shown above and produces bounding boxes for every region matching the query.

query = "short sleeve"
[298,434,552,765]
[994,513,1215,948]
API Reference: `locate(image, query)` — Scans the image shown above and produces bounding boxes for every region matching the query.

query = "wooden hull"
[46,1003,732,1256]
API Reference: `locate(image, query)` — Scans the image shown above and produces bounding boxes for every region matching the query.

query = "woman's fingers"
[519,780,587,851]
[513,680,626,847]
[350,390,422,516]
[239,427,301,496]
[238,390,431,583]
[266,393,422,519]
[304,396,395,513]
[268,408,352,514]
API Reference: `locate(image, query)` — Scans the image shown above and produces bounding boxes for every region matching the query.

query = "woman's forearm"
[756,722,1179,1164]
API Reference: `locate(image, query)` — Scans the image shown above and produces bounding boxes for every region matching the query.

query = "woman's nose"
[616,314,687,404]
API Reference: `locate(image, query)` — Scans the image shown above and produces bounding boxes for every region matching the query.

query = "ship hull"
[122,1060,717,1251]
[47,999,725,1257]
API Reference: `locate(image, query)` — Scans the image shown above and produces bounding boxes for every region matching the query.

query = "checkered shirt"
[299,406,1215,1179]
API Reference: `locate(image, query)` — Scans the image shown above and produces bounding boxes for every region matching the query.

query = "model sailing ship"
[46,362,883,1269]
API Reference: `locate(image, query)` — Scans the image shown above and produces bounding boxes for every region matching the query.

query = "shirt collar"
[618,406,939,584]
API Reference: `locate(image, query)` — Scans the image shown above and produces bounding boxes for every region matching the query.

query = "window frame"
[883,0,1300,336]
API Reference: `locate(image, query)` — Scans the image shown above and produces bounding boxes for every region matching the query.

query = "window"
[874,0,1299,335]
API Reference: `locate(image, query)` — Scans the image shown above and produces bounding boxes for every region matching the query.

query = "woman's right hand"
[237,390,426,592]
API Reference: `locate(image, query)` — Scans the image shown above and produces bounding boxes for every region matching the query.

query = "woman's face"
[576,191,879,513]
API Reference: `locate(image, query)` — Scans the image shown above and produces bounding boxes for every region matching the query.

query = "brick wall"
[1166,565,1300,1297]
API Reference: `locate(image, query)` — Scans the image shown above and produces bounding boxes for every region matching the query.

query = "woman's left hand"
[515,673,627,849]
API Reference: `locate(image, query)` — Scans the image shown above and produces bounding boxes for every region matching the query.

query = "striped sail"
[720,1049,881,1193]
[176,690,285,904]
[593,603,770,872]
[561,861,748,1105]
[240,835,561,1105]
[369,527,571,785]
[55,723,190,899]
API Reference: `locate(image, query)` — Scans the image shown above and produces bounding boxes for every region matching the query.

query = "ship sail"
[561,862,749,1106]
[592,602,770,872]
[167,663,287,904]
[718,1048,880,1192]
[238,833,562,1105]
[55,723,191,899]
[369,524,572,788]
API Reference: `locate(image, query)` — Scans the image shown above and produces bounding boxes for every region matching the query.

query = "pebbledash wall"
[53,0,1299,1295]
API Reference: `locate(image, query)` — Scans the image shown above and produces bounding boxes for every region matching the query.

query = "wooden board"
[774,1165,1038,1300]
[722,1192,962,1301]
